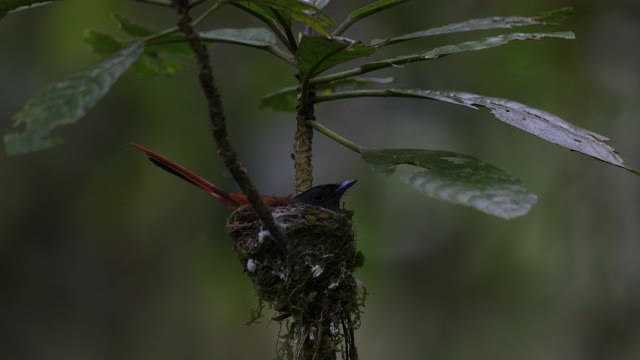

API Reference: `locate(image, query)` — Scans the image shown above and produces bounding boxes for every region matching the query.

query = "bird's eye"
[314,192,325,201]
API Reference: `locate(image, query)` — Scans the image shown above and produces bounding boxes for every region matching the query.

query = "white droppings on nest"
[355,278,364,289]
[273,270,288,281]
[330,322,339,336]
[247,259,257,273]
[257,228,270,243]
[311,265,324,278]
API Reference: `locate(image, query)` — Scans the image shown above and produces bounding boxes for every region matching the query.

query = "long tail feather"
[130,142,239,208]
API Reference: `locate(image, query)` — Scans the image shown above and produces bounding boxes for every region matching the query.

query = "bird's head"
[294,180,357,211]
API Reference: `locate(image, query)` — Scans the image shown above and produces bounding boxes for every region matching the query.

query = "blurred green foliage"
[1,1,639,359]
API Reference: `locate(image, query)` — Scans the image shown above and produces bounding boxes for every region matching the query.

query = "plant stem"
[332,16,356,36]
[293,42,353,193]
[294,75,315,194]
[305,120,363,154]
[142,25,180,43]
[314,89,396,103]
[174,0,285,241]
[193,0,227,26]
[139,0,226,44]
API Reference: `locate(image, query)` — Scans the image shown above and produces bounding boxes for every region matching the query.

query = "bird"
[130,143,356,211]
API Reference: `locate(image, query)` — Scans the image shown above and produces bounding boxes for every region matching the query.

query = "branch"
[293,43,351,193]
[305,120,362,154]
[314,89,396,103]
[174,0,285,241]
[294,74,315,194]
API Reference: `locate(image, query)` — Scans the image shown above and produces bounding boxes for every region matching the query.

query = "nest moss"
[226,203,365,359]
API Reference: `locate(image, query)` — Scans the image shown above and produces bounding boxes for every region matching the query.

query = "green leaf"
[262,76,393,111]
[388,89,630,171]
[4,42,144,155]
[145,39,193,56]
[537,6,574,23]
[132,51,182,76]
[361,148,537,219]
[111,13,154,37]
[297,36,376,76]
[348,0,409,21]
[110,13,192,56]
[361,32,574,73]
[83,29,124,56]
[234,0,335,35]
[84,28,188,76]
[0,0,55,13]
[200,27,278,48]
[372,7,574,46]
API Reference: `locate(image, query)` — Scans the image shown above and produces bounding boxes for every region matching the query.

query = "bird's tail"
[130,142,239,208]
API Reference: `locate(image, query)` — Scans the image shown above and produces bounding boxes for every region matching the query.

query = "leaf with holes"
[84,28,188,75]
[297,36,376,76]
[361,148,537,219]
[389,89,634,172]
[360,32,574,73]
[262,76,393,111]
[372,7,573,46]
[4,42,144,155]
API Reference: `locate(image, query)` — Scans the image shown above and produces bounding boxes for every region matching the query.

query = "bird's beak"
[335,179,357,195]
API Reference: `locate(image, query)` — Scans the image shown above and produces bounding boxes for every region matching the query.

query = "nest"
[226,203,365,359]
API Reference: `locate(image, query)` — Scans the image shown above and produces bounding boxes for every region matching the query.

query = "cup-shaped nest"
[226,203,364,319]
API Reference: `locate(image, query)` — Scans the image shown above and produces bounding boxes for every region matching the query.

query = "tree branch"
[294,75,315,194]
[173,0,285,241]
[304,120,362,154]
[292,43,350,193]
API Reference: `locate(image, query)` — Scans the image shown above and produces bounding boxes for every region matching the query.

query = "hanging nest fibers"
[226,203,366,360]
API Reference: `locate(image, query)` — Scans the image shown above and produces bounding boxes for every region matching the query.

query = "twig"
[192,0,227,26]
[332,16,355,37]
[304,120,362,154]
[173,0,285,241]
